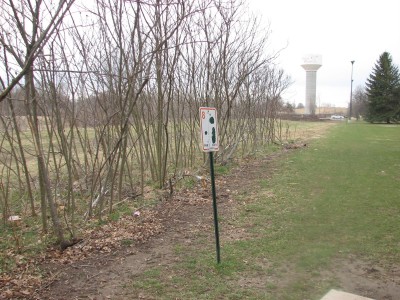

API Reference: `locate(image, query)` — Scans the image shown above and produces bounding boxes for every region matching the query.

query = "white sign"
[200,107,219,152]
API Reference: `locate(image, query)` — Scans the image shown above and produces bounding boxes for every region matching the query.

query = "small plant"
[109,211,120,222]
[121,239,133,246]
[214,165,229,175]
[182,177,196,189]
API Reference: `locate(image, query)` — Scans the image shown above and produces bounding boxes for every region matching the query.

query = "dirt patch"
[326,256,400,300]
[35,191,217,299]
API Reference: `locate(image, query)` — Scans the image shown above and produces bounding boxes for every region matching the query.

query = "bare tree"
[0,0,75,101]
[352,86,368,120]
[0,0,293,250]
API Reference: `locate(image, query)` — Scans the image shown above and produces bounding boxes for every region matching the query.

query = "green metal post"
[209,151,221,264]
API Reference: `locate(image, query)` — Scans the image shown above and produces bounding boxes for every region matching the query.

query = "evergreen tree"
[365,52,400,123]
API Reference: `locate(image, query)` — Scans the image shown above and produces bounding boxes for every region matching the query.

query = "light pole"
[349,60,355,121]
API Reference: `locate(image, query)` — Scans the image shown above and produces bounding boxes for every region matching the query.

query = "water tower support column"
[301,55,322,115]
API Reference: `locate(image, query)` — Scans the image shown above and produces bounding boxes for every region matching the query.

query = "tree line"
[0,0,291,249]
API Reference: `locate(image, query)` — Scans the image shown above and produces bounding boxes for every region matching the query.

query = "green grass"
[278,123,400,262]
[0,220,48,273]
[127,122,400,299]
[214,164,230,175]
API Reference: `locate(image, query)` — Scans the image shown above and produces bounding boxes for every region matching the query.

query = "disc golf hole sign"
[200,107,219,152]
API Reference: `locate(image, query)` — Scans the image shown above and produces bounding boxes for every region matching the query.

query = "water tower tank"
[301,55,322,115]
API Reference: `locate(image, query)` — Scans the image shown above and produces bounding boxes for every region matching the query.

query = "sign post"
[199,107,221,264]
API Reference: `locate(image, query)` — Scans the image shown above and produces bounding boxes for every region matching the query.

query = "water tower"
[301,55,322,115]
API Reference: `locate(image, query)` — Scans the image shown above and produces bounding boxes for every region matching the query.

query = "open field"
[295,107,348,115]
[31,121,400,299]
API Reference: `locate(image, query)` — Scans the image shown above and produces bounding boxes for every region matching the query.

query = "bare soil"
[26,149,400,299]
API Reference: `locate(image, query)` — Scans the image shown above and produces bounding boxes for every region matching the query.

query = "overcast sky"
[248,0,400,107]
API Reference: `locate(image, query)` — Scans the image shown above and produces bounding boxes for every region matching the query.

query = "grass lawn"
[128,122,400,299]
